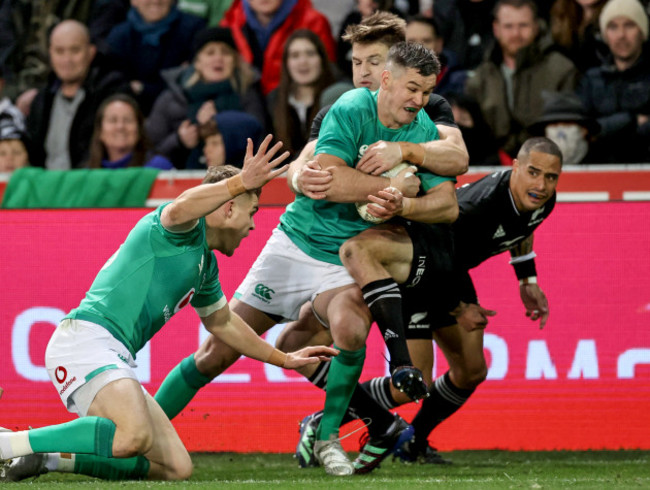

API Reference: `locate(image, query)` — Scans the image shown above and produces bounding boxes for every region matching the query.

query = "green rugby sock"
[316,345,366,440]
[155,354,212,420]
[73,454,150,480]
[28,417,115,457]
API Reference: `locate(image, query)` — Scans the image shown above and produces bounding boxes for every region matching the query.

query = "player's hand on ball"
[240,134,290,190]
[451,302,497,332]
[299,160,332,200]
[363,187,404,222]
[356,141,403,175]
[519,283,549,329]
[389,165,420,198]
[284,345,339,369]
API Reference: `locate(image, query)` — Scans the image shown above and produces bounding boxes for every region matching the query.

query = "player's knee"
[468,365,488,388]
[450,363,487,390]
[463,365,488,389]
[195,341,238,378]
[113,427,154,458]
[163,453,193,481]
[331,322,367,350]
[339,237,368,267]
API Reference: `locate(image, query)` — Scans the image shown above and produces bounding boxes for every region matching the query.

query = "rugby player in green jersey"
[155,39,465,477]
[0,136,338,482]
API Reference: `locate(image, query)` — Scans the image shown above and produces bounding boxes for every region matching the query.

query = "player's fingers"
[257,134,273,153]
[268,164,290,179]
[268,150,291,169]
[244,138,253,159]
[304,190,327,200]
[539,310,549,329]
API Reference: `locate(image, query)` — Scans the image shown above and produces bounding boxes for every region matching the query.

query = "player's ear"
[223,200,234,218]
[381,69,390,89]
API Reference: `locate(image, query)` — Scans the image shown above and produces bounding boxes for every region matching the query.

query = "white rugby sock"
[44,452,76,472]
[0,430,33,459]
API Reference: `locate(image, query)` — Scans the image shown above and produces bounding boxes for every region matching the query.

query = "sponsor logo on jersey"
[406,255,427,288]
[408,311,431,330]
[163,305,171,323]
[117,354,129,364]
[492,224,506,239]
[55,366,67,383]
[253,283,275,303]
[357,144,369,159]
[528,206,545,227]
[384,329,399,340]
[198,255,204,274]
[174,288,196,313]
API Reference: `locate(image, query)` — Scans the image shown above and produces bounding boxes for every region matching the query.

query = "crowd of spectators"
[0,0,649,176]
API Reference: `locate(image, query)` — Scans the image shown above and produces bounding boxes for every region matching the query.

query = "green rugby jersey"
[280,88,455,265]
[65,204,225,357]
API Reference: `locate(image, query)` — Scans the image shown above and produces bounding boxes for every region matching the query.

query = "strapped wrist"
[519,276,538,286]
[226,174,246,197]
[291,169,302,195]
[510,252,537,279]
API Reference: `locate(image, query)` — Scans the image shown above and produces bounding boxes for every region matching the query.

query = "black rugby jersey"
[453,169,556,271]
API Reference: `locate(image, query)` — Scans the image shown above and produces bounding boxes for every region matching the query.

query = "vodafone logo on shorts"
[55,366,67,383]
[174,288,195,313]
[55,366,77,396]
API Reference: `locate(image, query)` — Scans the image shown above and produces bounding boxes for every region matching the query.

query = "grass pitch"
[9,450,650,489]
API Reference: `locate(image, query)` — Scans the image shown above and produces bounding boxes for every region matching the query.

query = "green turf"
[7,451,650,489]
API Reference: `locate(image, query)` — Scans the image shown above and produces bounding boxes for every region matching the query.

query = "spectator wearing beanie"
[577,0,650,163]
[198,110,264,168]
[146,26,267,169]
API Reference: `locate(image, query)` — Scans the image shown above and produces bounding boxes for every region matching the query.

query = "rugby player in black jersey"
[293,136,562,468]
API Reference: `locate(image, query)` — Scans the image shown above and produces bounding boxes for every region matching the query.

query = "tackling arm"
[320,153,420,202]
[355,125,469,177]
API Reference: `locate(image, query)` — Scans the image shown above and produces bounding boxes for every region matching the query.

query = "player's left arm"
[201,304,338,369]
[510,234,549,329]
[162,135,289,232]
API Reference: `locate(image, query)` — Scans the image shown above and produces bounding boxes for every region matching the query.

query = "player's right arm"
[162,135,289,232]
[201,303,338,369]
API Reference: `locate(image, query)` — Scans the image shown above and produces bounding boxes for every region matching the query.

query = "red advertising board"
[0,203,649,452]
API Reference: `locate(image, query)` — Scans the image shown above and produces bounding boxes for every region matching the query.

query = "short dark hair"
[386,41,441,77]
[494,0,538,19]
[342,11,406,48]
[202,165,262,197]
[407,14,441,39]
[517,137,563,166]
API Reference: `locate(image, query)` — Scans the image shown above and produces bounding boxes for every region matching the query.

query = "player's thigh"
[342,224,413,284]
[275,303,332,352]
[141,393,192,481]
[433,324,486,376]
[407,339,435,386]
[87,377,155,456]
[194,299,277,376]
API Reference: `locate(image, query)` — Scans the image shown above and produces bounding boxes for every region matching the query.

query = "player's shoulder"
[457,169,510,206]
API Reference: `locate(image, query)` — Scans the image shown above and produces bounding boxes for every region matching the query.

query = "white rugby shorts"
[45,319,139,416]
[235,228,354,321]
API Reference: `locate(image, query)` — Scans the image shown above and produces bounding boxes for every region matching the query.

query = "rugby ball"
[355,162,413,223]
